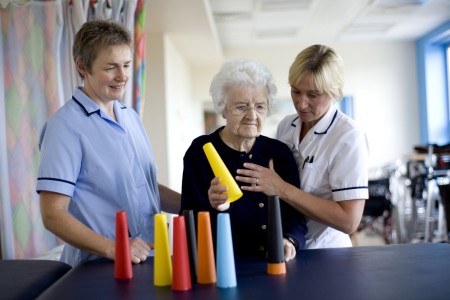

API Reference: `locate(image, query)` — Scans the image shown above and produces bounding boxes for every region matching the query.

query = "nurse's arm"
[278,184,365,234]
[158,183,181,214]
[236,161,364,234]
[39,191,116,260]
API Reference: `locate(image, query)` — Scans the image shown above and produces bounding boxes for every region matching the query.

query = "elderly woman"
[180,58,307,261]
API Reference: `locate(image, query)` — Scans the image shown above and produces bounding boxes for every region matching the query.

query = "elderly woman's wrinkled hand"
[208,177,230,211]
[283,238,296,262]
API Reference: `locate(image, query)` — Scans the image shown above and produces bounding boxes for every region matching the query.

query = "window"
[447,45,450,124]
[339,96,354,119]
[416,20,450,145]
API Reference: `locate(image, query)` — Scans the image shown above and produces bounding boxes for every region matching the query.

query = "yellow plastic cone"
[154,213,172,286]
[203,142,243,202]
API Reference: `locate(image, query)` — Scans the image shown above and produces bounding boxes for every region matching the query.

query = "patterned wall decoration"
[133,0,145,116]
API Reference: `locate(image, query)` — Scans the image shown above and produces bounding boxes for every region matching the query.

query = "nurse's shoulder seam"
[276,114,297,140]
[336,111,365,131]
[278,114,298,130]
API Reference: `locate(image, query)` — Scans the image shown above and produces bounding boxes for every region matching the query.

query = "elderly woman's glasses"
[230,104,268,116]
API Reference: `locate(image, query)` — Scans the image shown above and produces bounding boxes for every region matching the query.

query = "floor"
[352,215,389,247]
[353,227,387,247]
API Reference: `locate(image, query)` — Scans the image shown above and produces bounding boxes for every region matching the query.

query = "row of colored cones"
[154,211,237,291]
[114,195,286,290]
[113,210,237,290]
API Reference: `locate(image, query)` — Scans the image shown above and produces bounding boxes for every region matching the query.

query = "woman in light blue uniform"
[36,19,180,266]
[235,45,369,249]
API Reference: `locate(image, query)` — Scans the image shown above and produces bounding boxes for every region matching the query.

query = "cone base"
[217,281,237,288]
[267,262,286,275]
[154,282,171,287]
[197,278,217,285]
[172,285,192,292]
[114,275,133,280]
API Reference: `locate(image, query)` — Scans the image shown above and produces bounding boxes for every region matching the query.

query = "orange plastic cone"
[172,216,192,291]
[114,210,133,280]
[197,211,216,284]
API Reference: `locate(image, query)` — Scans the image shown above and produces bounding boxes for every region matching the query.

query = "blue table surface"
[37,243,450,300]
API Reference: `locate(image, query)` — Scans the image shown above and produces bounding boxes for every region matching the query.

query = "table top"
[37,243,450,300]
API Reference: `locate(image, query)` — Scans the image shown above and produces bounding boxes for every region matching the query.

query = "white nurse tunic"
[277,105,369,249]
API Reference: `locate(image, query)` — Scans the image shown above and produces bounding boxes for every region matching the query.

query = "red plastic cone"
[172,216,192,291]
[114,210,133,279]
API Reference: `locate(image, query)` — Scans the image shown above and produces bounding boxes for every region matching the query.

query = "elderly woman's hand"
[208,177,230,211]
[283,238,296,262]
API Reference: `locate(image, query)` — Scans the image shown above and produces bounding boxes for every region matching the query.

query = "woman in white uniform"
[230,44,369,249]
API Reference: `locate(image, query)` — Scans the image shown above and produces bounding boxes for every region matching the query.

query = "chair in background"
[357,177,393,244]
[436,175,450,240]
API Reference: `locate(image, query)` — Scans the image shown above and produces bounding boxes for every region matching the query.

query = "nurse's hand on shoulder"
[208,177,230,211]
[283,238,296,262]
[128,237,152,264]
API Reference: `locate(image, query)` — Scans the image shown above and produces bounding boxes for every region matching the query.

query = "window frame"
[416,20,450,145]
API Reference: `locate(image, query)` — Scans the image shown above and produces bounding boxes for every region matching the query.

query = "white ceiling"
[147,0,450,66]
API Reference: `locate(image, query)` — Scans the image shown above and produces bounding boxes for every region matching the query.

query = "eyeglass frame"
[229,103,269,116]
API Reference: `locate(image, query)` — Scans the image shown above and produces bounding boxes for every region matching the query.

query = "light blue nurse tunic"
[36,88,160,266]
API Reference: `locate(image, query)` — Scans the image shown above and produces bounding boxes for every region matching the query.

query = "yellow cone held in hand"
[154,213,172,286]
[203,142,243,202]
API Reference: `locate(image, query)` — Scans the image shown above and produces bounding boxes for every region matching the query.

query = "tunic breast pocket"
[129,158,147,188]
[120,143,147,189]
[301,162,330,197]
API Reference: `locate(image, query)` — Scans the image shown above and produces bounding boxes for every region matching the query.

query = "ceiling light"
[345,23,394,34]
[370,0,430,13]
[372,0,429,8]
[214,12,252,22]
[255,28,298,38]
[258,0,313,11]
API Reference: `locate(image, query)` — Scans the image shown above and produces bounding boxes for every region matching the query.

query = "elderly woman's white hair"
[209,58,277,116]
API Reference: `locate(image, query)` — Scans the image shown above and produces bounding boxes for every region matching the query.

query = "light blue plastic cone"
[216,213,237,288]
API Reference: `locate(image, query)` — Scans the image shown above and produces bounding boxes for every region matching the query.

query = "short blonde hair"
[289,44,344,101]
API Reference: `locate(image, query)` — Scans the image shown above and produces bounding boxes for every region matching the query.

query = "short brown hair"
[72,19,132,78]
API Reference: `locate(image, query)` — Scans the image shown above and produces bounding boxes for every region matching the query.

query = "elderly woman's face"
[223,85,268,139]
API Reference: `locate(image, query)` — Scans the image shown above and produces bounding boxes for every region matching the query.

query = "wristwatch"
[286,236,299,249]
